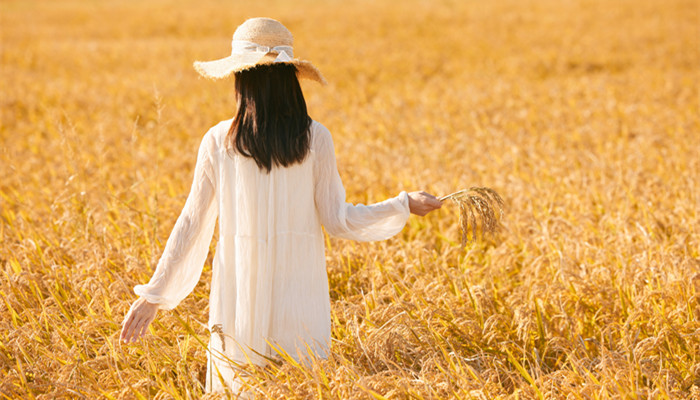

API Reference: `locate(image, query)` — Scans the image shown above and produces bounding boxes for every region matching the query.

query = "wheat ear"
[440,187,504,246]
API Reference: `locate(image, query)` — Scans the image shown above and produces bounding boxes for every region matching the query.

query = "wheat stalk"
[440,187,504,246]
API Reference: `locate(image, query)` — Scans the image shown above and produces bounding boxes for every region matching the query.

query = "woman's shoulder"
[309,119,330,134]
[208,118,234,141]
[309,119,333,152]
[199,118,332,154]
[200,118,233,151]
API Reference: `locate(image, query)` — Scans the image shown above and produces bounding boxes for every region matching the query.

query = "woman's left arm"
[120,133,218,343]
[313,124,441,242]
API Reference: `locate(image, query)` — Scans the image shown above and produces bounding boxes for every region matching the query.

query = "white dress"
[133,119,410,393]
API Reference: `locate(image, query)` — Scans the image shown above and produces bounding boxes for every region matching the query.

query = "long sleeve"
[134,133,218,310]
[313,123,410,241]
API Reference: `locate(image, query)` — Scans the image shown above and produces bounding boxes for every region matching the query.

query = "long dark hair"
[226,63,311,172]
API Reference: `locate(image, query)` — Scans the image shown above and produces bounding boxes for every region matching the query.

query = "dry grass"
[440,187,505,246]
[1,0,699,398]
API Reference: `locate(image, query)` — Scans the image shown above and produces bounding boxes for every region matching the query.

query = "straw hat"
[193,18,326,85]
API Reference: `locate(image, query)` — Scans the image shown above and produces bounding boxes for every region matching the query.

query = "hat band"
[230,40,294,63]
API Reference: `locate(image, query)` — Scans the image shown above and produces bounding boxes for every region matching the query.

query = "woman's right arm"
[312,123,441,241]
[132,132,218,311]
[121,131,218,342]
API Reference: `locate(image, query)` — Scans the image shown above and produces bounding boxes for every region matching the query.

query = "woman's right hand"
[408,191,443,216]
[120,297,160,343]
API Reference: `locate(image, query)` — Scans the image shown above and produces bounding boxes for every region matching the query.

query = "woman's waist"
[219,230,321,240]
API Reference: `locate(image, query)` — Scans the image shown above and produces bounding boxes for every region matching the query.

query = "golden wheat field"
[1,0,699,398]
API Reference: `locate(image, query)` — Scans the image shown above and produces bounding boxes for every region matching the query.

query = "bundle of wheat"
[439,187,504,246]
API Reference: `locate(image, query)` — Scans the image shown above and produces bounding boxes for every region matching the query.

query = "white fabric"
[230,39,294,64]
[133,119,410,393]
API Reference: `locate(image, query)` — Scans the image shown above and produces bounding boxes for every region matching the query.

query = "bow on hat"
[231,40,294,63]
[193,18,326,84]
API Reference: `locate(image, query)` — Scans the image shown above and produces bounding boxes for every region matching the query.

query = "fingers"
[124,315,148,343]
[121,315,140,343]
[408,191,443,216]
[120,311,134,342]
[136,314,154,341]
[120,300,141,342]
[130,316,148,343]
[426,193,442,209]
[120,299,158,343]
[120,319,132,343]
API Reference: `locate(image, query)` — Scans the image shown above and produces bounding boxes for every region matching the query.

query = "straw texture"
[193,18,327,84]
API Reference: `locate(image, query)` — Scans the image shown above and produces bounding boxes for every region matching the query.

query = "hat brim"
[193,54,327,85]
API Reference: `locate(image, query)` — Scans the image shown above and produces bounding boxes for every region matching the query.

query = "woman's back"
[196,117,413,390]
[121,17,442,395]
[215,118,319,238]
[207,118,329,370]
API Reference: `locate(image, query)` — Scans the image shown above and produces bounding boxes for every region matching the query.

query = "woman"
[119,17,442,393]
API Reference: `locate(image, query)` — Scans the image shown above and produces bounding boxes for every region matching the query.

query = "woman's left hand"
[408,191,443,216]
[120,297,160,343]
